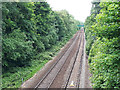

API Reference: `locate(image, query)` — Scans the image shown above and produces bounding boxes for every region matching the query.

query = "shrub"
[3,29,34,69]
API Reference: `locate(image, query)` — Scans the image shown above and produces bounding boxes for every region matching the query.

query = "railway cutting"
[21,28,92,89]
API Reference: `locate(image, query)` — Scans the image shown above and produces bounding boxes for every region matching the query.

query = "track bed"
[21,28,92,89]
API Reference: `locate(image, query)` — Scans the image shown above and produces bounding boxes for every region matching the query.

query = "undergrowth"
[2,36,72,88]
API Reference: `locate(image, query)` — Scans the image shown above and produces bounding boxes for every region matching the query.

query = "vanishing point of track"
[34,29,85,89]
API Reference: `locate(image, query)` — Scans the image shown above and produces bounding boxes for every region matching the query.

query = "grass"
[2,36,73,88]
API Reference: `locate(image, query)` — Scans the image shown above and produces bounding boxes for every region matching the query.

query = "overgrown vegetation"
[2,2,81,88]
[2,38,70,88]
[84,0,120,88]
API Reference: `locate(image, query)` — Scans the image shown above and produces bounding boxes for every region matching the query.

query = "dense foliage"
[2,2,80,71]
[84,1,120,88]
[2,2,81,88]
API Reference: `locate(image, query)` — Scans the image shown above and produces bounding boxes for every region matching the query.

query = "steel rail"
[34,31,80,89]
[47,32,81,89]
[64,32,83,89]
[77,31,85,88]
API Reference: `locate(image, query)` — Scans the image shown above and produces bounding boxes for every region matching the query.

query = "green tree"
[85,1,120,88]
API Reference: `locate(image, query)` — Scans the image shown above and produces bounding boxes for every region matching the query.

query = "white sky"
[46,0,93,22]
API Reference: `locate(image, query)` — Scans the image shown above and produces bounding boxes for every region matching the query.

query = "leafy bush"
[85,1,120,88]
[2,2,80,70]
[85,32,95,55]
[3,29,34,69]
[89,38,120,88]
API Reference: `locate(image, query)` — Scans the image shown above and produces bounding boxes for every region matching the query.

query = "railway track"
[34,29,85,89]
[65,32,84,89]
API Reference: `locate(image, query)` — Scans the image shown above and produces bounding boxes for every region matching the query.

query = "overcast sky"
[46,0,93,22]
